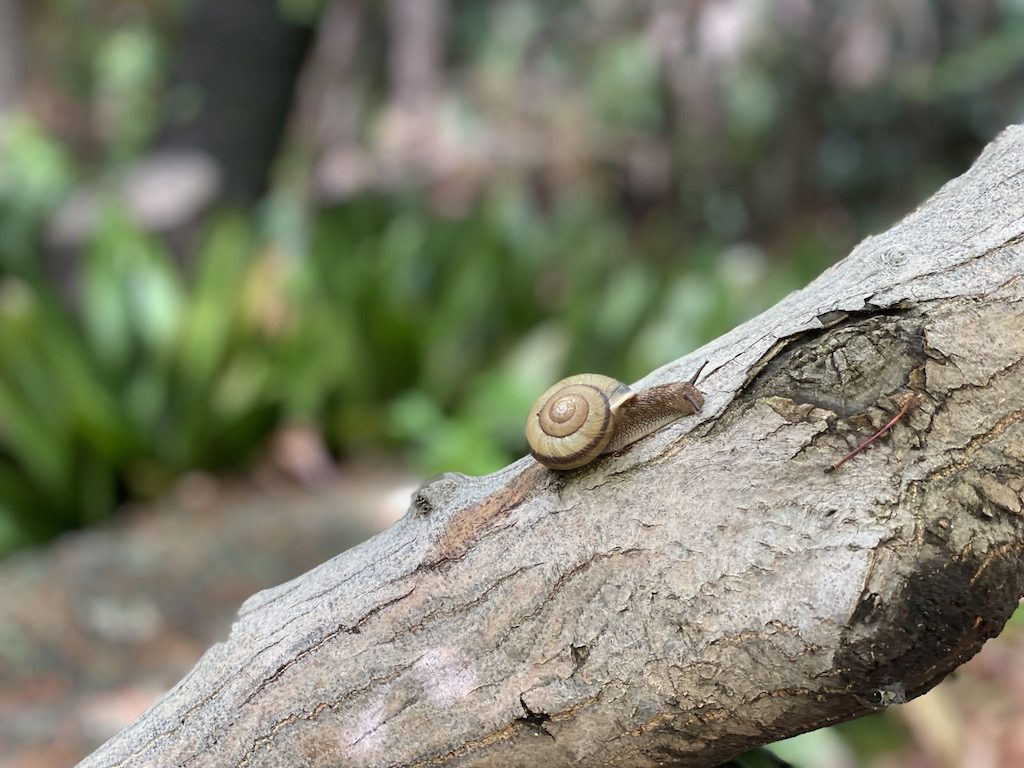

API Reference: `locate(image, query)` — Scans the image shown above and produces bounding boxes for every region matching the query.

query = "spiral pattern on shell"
[526,374,634,470]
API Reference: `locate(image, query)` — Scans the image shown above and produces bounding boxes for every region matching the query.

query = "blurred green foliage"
[770,715,911,768]
[0,154,813,551]
[92,20,164,164]
[0,202,276,546]
[0,0,1023,569]
[0,118,73,263]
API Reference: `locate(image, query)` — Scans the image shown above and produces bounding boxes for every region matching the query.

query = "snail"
[525,362,708,470]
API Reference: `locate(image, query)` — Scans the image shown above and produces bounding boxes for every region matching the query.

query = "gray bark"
[79,126,1024,767]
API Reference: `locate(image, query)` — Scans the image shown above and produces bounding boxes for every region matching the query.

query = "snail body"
[526,362,707,470]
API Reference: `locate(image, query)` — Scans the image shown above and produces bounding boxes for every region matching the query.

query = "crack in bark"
[894,230,1024,288]
[518,694,555,739]
[234,664,413,768]
[407,562,542,630]
[241,585,417,707]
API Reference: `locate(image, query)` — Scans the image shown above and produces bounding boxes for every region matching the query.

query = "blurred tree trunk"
[379,0,445,166]
[161,0,316,202]
[0,0,21,120]
[46,0,317,286]
[388,0,444,113]
[78,126,1024,767]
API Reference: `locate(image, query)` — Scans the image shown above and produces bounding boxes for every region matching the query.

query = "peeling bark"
[79,127,1024,767]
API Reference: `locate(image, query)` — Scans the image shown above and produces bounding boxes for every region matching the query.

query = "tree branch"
[79,126,1024,768]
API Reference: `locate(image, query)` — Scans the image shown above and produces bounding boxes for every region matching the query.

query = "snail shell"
[526,374,635,470]
[526,363,707,470]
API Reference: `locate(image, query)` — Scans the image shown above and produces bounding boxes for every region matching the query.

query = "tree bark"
[79,126,1024,767]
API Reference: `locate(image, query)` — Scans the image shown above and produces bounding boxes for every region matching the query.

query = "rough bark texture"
[80,127,1024,767]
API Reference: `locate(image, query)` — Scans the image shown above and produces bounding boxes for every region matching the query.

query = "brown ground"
[0,465,414,768]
